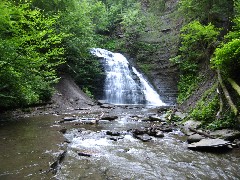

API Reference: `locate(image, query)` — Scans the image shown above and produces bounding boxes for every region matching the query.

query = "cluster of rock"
[181,119,240,152]
[59,109,240,154]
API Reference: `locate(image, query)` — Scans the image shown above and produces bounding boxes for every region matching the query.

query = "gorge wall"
[129,0,182,105]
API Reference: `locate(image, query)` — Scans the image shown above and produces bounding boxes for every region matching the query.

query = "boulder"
[181,120,201,136]
[134,134,152,142]
[131,128,147,135]
[232,139,240,148]
[174,111,187,120]
[188,138,232,152]
[187,134,205,143]
[97,100,106,105]
[209,129,240,141]
[106,130,121,136]
[154,131,164,138]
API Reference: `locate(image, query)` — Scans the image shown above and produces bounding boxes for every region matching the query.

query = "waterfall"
[91,48,165,106]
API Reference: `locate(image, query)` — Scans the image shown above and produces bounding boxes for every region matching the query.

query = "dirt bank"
[1,74,105,119]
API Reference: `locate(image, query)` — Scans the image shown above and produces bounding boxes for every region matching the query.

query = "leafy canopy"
[0,1,66,108]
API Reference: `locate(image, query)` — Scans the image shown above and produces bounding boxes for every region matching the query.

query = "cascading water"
[91,48,165,106]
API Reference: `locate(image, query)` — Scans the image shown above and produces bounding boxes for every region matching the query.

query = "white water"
[91,48,165,106]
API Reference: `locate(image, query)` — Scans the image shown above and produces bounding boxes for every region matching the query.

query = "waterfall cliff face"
[91,48,165,106]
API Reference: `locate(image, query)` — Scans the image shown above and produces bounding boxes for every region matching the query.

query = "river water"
[0,107,240,179]
[56,106,240,180]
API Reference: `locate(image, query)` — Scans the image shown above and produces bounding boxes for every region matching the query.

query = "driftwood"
[217,69,238,116]
[189,127,215,139]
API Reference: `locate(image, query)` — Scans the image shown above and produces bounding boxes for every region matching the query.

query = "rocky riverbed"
[1,75,240,179]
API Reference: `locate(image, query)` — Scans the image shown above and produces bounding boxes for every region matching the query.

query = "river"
[1,106,239,179]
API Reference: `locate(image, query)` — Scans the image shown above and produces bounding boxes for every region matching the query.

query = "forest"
[0,0,240,129]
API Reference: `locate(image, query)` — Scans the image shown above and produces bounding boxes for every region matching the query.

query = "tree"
[0,1,66,108]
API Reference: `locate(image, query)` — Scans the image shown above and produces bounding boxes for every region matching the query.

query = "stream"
[0,106,240,179]
[56,106,240,180]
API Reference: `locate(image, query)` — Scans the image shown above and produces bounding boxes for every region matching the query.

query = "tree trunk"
[228,78,240,96]
[216,86,223,119]
[217,70,238,116]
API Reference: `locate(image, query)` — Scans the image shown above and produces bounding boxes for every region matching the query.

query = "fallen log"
[189,127,215,139]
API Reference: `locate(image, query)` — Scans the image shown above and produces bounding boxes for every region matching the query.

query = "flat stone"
[188,139,232,152]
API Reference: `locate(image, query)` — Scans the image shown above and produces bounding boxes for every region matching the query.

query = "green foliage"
[180,21,219,63]
[178,0,234,24]
[207,112,236,130]
[171,21,219,103]
[0,1,66,108]
[148,0,165,15]
[190,94,219,125]
[177,74,202,104]
[119,1,145,49]
[82,87,94,99]
[211,14,240,79]
[189,83,236,130]
[57,0,108,91]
